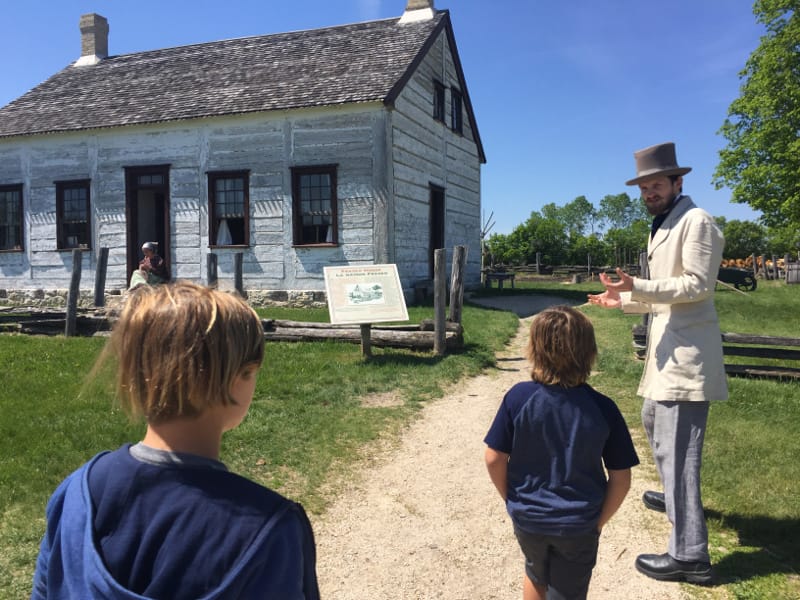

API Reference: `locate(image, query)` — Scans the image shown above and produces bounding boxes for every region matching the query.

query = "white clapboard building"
[0,0,484,304]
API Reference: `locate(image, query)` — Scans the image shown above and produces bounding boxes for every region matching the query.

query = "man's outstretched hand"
[587,268,634,309]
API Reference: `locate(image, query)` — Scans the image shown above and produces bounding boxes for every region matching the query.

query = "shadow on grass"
[366,341,493,366]
[706,508,800,583]
[466,295,584,318]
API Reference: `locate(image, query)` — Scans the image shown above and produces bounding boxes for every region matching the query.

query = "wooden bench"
[484,272,515,289]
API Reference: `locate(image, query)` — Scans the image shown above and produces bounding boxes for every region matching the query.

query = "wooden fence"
[632,324,800,381]
[7,246,470,357]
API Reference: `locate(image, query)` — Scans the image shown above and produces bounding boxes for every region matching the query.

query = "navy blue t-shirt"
[485,381,639,536]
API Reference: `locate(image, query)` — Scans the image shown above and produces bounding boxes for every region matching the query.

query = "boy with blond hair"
[32,281,319,599]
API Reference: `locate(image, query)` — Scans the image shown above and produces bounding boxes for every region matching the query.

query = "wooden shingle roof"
[0,10,480,152]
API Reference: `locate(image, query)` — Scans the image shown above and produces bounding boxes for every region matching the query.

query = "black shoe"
[642,490,666,513]
[635,553,713,585]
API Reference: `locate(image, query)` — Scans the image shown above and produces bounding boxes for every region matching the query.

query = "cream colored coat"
[620,196,728,402]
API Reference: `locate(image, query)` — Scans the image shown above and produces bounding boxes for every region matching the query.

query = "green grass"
[2,280,799,598]
[0,303,517,595]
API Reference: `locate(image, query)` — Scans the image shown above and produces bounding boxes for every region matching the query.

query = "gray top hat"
[625,142,692,186]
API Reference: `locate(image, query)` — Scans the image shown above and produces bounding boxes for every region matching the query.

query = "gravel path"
[314,296,689,599]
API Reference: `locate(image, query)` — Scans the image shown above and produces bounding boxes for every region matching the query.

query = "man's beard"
[645,192,677,216]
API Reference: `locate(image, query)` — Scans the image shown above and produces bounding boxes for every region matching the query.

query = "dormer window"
[451,88,463,134]
[433,80,445,122]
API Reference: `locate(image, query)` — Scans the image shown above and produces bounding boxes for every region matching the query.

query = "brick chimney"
[75,13,109,66]
[399,0,435,23]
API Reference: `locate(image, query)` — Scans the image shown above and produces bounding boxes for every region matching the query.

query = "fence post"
[94,247,109,307]
[207,253,218,288]
[234,252,244,297]
[786,254,791,284]
[434,249,446,356]
[360,323,372,358]
[448,245,467,325]
[65,249,82,337]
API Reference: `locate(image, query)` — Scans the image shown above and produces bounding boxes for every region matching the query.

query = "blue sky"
[0,0,765,235]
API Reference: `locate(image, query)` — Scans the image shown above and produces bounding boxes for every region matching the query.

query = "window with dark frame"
[56,180,91,250]
[433,80,445,122]
[208,171,249,247]
[451,88,463,134]
[291,166,337,246]
[0,184,23,251]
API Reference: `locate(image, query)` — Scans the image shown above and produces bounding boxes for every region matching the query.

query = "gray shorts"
[513,526,599,600]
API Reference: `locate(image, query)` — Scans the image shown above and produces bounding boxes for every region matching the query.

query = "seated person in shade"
[129,242,169,288]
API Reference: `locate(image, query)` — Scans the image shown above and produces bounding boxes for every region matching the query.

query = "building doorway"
[428,185,445,279]
[125,165,171,281]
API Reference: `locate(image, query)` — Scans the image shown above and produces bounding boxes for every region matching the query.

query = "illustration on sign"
[347,283,384,305]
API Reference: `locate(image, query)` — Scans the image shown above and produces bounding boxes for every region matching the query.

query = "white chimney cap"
[400,0,435,23]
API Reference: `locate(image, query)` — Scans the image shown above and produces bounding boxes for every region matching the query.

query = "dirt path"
[314,297,689,599]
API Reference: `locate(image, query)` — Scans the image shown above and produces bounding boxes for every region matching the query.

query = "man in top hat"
[588,142,727,585]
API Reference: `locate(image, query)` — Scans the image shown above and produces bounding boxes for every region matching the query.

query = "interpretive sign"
[323,264,409,325]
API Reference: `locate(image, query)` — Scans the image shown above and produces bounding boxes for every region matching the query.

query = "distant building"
[0,0,484,303]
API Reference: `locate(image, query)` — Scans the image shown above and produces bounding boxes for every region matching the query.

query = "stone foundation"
[0,288,328,309]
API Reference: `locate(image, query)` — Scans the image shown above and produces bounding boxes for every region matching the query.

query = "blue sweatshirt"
[31,445,319,599]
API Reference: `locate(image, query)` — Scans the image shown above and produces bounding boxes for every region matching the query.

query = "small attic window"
[433,80,445,122]
[451,88,463,135]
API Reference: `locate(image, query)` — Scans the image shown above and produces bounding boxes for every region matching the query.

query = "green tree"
[540,202,560,222]
[532,218,569,264]
[714,0,800,227]
[567,233,608,266]
[597,193,648,230]
[721,219,767,258]
[766,223,800,256]
[560,195,598,236]
[486,231,525,265]
[486,210,570,266]
[604,221,650,267]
